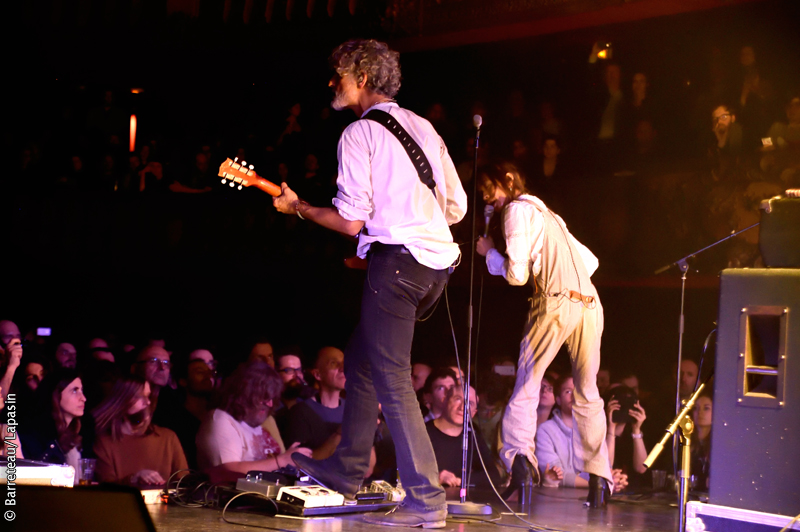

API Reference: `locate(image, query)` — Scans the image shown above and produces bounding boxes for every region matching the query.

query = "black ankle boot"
[587,474,610,508]
[501,454,540,501]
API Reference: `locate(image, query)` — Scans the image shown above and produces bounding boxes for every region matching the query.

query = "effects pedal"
[236,470,294,498]
[368,480,406,502]
[277,485,345,508]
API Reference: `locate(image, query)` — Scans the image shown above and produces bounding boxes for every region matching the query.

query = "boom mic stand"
[448,116,492,517]
[653,223,759,479]
[644,373,713,532]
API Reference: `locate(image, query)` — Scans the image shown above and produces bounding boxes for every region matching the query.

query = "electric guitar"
[218,158,367,269]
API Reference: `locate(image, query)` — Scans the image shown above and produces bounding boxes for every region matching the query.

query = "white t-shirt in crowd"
[196,408,280,471]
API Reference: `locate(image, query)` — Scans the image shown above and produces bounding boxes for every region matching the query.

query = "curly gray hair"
[330,39,401,98]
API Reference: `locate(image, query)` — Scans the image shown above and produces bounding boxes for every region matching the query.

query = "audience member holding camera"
[1,320,24,403]
[604,384,649,486]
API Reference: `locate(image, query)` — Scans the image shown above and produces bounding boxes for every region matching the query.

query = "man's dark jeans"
[327,244,450,511]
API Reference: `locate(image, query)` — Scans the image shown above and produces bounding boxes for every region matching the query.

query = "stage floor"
[147,487,681,532]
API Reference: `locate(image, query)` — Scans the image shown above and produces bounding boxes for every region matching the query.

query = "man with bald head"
[283,346,347,459]
[1,320,23,402]
[132,345,172,389]
[131,345,177,427]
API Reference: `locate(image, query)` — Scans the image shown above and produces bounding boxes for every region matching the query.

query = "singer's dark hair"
[422,367,458,395]
[478,161,529,203]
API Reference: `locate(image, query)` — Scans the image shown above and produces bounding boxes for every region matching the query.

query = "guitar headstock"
[219,157,258,190]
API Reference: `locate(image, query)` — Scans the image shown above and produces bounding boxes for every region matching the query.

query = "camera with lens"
[608,385,638,425]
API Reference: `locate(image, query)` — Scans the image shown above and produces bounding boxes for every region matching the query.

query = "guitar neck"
[253,177,282,197]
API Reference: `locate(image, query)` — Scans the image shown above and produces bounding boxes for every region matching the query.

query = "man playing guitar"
[272,39,467,528]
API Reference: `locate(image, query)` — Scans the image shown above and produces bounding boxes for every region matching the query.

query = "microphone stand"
[653,222,759,481]
[448,121,492,517]
[644,373,713,532]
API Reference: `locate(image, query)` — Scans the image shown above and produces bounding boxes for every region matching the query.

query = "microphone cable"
[444,286,569,532]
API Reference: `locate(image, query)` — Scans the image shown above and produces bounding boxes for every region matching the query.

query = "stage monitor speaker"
[11,484,156,532]
[710,268,800,516]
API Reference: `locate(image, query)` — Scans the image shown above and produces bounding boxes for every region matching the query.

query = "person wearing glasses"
[131,345,172,394]
[131,345,182,435]
[709,104,745,182]
[273,346,315,438]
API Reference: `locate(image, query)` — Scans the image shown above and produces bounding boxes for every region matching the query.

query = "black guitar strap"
[363,109,437,198]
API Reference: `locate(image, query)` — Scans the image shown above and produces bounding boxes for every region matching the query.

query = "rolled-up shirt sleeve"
[332,125,374,222]
[440,137,467,226]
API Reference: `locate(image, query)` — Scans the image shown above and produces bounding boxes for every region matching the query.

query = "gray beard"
[331,93,347,111]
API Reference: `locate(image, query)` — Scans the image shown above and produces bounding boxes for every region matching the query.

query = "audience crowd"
[1,316,712,496]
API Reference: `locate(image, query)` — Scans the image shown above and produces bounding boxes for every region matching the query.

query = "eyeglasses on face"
[137,357,172,369]
[713,113,731,124]
[189,359,218,370]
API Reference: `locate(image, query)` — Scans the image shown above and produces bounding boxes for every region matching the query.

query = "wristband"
[295,200,309,220]
[631,432,643,439]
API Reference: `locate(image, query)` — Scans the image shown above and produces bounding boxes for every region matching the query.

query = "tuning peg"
[249,165,254,170]
[221,179,226,184]
[229,182,235,187]
[234,157,239,162]
[241,160,247,166]
[237,185,243,190]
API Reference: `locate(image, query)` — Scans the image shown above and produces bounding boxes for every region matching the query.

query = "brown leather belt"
[568,290,596,308]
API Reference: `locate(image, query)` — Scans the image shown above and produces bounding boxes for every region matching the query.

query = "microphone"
[483,204,494,238]
[473,114,483,129]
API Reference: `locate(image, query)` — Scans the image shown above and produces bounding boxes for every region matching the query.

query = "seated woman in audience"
[535,375,628,491]
[93,376,187,487]
[691,392,713,491]
[20,369,89,481]
[196,361,311,483]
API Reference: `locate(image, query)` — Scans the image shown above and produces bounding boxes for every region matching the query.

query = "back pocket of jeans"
[379,274,429,320]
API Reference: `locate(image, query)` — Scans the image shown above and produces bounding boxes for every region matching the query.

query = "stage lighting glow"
[129,114,137,152]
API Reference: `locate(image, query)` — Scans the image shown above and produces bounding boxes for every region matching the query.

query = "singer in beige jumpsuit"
[476,163,612,487]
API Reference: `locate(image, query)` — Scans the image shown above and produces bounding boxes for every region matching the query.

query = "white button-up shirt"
[332,102,467,270]
[486,195,598,286]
